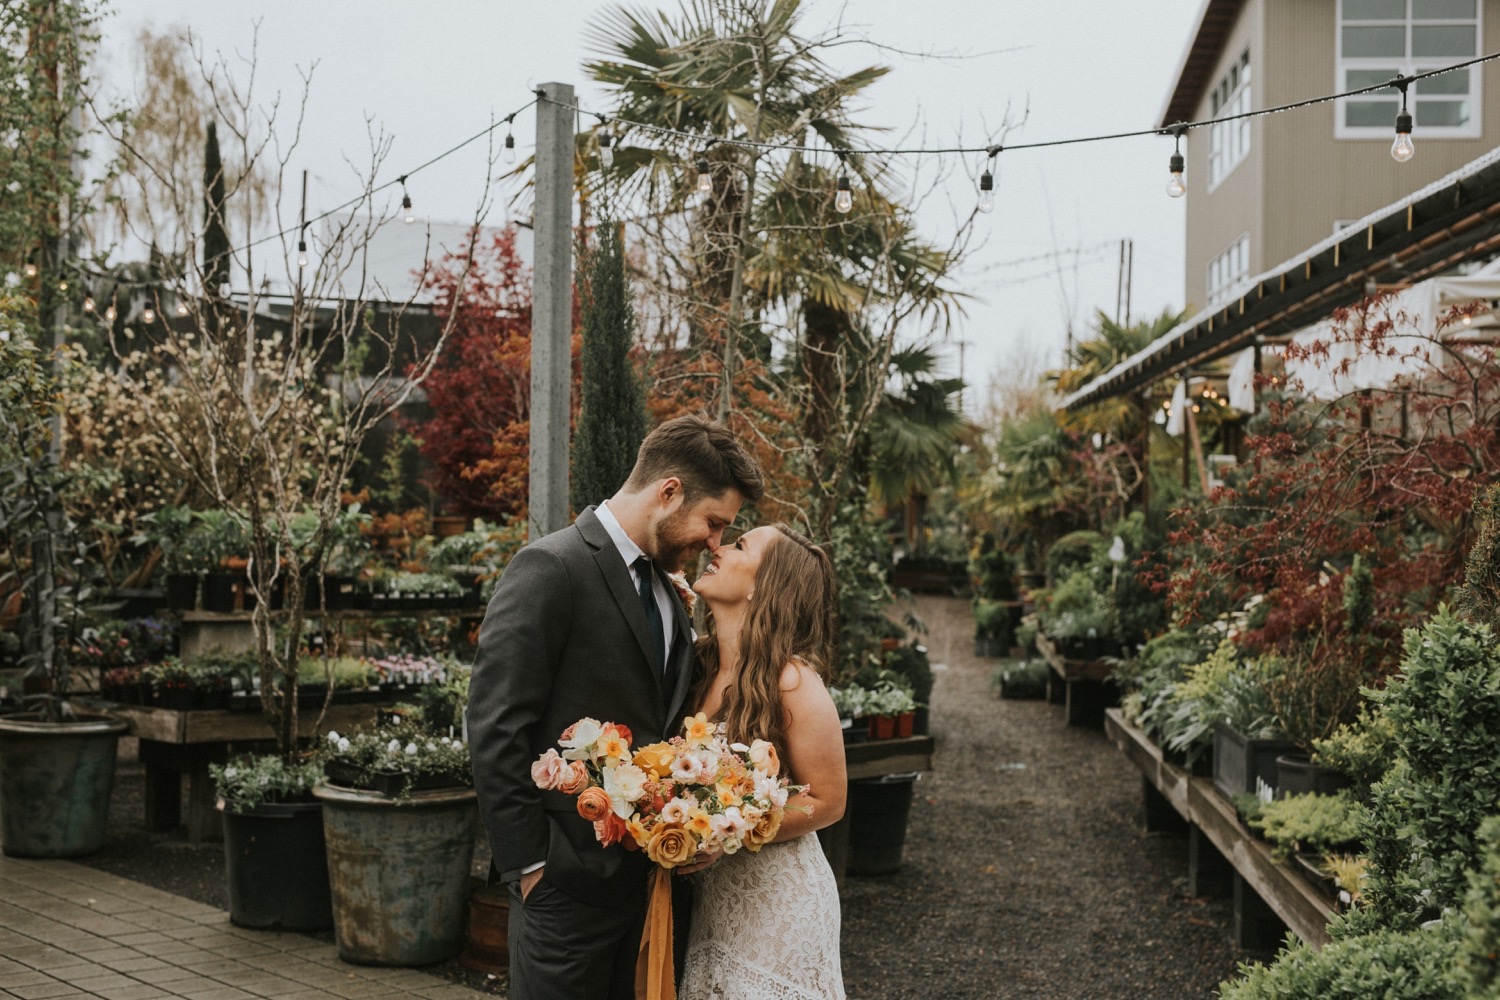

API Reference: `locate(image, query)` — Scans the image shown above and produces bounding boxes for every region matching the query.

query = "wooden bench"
[1104,708,1334,949]
[1035,632,1117,727]
[109,702,381,843]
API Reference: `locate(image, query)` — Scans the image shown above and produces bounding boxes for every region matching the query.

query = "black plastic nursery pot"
[1273,753,1353,800]
[846,772,919,876]
[220,799,333,931]
[1212,722,1299,801]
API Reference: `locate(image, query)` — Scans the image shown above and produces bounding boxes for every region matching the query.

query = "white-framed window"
[1336,0,1482,139]
[1209,49,1252,189]
[1207,234,1251,307]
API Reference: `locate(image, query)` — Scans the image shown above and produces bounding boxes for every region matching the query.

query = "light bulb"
[1392,106,1414,163]
[835,174,853,214]
[57,280,67,291]
[978,168,995,214]
[1166,148,1186,198]
[141,307,156,324]
[104,305,117,322]
[23,261,36,278]
[1391,131,1415,162]
[696,156,711,194]
[83,297,95,313]
[599,131,614,168]
[503,132,516,164]
[402,192,414,224]
[176,302,189,316]
[297,238,308,269]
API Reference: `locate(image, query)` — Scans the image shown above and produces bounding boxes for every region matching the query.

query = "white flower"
[404,742,419,756]
[387,739,401,752]
[337,738,350,752]
[602,763,649,818]
[426,742,437,751]
[327,731,340,744]
[730,742,750,753]
[710,806,751,840]
[558,718,603,761]
[659,797,694,825]
[223,767,239,779]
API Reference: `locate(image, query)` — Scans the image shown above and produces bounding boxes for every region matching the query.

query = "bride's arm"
[772,662,847,842]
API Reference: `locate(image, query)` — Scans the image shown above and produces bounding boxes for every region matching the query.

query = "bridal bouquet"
[532,712,799,868]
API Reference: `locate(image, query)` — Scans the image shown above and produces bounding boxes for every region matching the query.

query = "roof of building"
[1159,0,1247,128]
[1059,145,1500,411]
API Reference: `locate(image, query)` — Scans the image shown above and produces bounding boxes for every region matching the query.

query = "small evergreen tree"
[571,222,647,512]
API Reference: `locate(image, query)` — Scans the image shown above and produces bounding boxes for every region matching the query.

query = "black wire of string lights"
[58,96,540,304]
[553,49,1500,210]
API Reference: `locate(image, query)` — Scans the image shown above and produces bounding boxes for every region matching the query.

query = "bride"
[679,523,848,1000]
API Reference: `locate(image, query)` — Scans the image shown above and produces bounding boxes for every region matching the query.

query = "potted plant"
[211,754,332,930]
[193,510,253,613]
[829,685,871,744]
[1036,571,1117,660]
[140,505,204,611]
[314,724,476,965]
[972,599,1012,658]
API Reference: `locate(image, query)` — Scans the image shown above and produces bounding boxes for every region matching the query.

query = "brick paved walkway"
[0,856,487,1000]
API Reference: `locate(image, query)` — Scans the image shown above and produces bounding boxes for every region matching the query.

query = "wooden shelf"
[179,607,486,623]
[844,735,936,781]
[1035,631,1116,682]
[1105,708,1334,947]
[108,702,380,744]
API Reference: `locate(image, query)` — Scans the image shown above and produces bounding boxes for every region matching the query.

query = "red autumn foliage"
[408,226,580,519]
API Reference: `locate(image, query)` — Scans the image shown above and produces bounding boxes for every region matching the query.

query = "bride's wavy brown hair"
[690,524,837,754]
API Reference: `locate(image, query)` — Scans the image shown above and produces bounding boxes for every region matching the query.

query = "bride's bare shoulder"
[778,657,825,694]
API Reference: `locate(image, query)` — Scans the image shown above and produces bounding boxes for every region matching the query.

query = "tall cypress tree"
[202,121,229,293]
[571,222,648,512]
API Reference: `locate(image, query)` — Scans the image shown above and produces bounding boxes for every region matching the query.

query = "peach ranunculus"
[557,760,589,795]
[682,712,715,747]
[594,811,629,848]
[576,786,612,823]
[531,749,568,790]
[645,824,698,868]
[744,806,784,850]
[747,739,780,775]
[632,741,676,779]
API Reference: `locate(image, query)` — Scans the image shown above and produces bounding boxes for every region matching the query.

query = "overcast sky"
[102,0,1202,412]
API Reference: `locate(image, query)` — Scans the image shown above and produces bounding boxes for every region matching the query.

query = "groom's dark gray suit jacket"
[468,506,696,904]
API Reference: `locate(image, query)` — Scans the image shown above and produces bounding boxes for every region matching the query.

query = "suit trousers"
[507,875,648,1000]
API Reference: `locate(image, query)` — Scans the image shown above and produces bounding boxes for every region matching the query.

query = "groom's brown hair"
[624,412,764,505]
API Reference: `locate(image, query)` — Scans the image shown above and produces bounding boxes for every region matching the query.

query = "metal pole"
[530,82,575,539]
[1124,238,1134,327]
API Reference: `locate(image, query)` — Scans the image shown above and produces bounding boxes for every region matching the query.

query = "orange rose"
[576,786,612,823]
[645,825,698,868]
[744,807,784,850]
[633,742,676,779]
[594,811,629,847]
[557,761,589,795]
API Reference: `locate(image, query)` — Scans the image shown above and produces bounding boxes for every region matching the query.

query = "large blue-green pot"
[313,780,477,966]
[0,713,127,857]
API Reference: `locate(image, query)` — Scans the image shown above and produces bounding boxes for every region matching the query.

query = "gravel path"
[77,593,1248,999]
[839,594,1246,999]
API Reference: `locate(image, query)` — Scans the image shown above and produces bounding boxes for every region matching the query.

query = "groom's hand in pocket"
[520,867,544,901]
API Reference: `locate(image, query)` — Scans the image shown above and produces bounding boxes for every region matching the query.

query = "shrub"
[1312,704,1397,793]
[1361,607,1500,927]
[1217,915,1465,999]
[1159,641,1278,765]
[1243,791,1367,861]
[972,599,1012,643]
[1463,816,1500,998]
[1036,570,1112,645]
[1045,530,1102,586]
[881,643,934,708]
[970,535,1018,601]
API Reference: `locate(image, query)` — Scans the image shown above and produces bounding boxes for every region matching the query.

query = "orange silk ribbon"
[635,866,675,1000]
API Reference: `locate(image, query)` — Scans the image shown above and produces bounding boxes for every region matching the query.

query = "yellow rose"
[632,742,676,779]
[744,807,783,851]
[645,825,698,868]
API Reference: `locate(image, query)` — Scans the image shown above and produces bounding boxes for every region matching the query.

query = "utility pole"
[956,339,970,417]
[1115,238,1134,326]
[530,82,575,540]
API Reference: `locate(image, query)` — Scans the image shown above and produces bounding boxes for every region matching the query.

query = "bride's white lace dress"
[679,832,845,1000]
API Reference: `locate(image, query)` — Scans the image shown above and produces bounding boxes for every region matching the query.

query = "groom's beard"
[652,508,701,574]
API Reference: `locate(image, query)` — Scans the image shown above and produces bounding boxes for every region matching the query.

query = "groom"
[468,412,764,1000]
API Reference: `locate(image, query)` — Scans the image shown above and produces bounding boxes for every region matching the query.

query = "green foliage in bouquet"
[1361,607,1500,928]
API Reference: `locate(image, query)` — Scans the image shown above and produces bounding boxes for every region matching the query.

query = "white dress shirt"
[594,501,676,664]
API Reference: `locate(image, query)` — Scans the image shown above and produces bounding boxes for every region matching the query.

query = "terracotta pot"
[895,712,914,739]
[869,715,896,740]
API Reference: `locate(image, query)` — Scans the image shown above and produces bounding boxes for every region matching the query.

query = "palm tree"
[868,346,966,553]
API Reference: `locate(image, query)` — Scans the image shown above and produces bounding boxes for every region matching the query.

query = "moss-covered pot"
[0,713,127,857]
[313,780,477,966]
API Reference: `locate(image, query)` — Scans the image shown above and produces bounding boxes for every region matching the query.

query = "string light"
[399,175,414,224]
[176,302,189,316]
[23,259,36,278]
[103,301,117,322]
[1166,124,1187,198]
[503,113,517,165]
[834,151,853,214]
[978,145,998,214]
[297,224,309,269]
[696,153,712,194]
[597,116,614,168]
[57,280,67,291]
[141,306,156,324]
[1391,75,1415,162]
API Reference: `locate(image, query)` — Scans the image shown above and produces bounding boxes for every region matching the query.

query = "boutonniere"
[667,572,696,617]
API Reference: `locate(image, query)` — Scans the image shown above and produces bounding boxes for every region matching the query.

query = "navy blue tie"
[634,557,667,677]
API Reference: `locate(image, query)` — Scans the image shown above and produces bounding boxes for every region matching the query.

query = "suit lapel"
[659,568,696,728]
[578,508,661,684]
